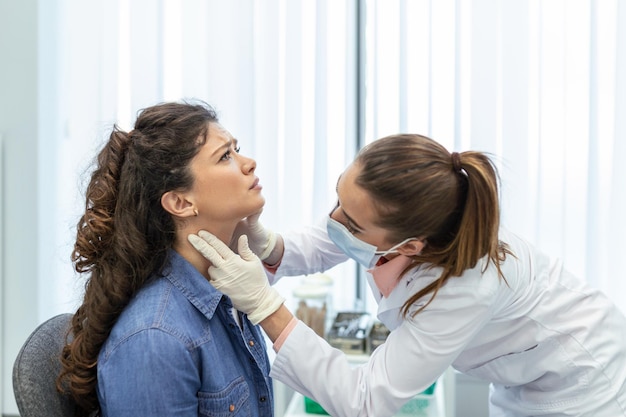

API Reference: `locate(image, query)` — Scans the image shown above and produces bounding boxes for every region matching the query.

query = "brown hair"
[354,134,511,317]
[57,101,218,415]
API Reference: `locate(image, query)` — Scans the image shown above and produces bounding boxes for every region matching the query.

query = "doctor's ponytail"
[355,134,511,317]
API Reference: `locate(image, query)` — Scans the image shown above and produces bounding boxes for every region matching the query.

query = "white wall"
[0,2,358,414]
[0,135,3,412]
[0,0,41,413]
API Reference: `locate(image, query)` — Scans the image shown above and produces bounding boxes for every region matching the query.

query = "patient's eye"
[220,150,233,161]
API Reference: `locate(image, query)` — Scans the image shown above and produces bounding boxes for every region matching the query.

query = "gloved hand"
[188,231,285,325]
[230,211,277,261]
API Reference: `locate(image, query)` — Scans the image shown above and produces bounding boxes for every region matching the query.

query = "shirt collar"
[164,249,225,320]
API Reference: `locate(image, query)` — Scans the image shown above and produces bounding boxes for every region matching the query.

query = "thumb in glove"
[230,211,277,261]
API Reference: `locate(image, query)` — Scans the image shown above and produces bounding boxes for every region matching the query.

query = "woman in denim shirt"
[57,101,279,417]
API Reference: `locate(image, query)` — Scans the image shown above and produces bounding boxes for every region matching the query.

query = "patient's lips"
[250,177,262,190]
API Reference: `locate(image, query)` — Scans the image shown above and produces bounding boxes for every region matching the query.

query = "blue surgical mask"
[327,216,416,269]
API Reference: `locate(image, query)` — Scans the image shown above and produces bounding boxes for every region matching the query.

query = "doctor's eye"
[346,221,359,235]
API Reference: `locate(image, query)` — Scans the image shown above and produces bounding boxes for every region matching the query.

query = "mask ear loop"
[375,237,419,257]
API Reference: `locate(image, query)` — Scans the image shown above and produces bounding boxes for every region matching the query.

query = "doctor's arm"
[188,230,483,417]
[236,215,348,281]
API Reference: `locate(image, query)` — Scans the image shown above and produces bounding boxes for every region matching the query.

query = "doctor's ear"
[397,239,426,256]
[161,191,197,218]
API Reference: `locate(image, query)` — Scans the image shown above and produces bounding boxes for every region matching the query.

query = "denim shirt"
[97,250,273,416]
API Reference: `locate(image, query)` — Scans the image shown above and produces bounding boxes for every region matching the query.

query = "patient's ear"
[161,191,196,218]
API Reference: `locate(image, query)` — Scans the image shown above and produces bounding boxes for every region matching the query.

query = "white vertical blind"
[42,0,358,319]
[29,0,626,330]
[362,0,626,312]
[609,0,626,299]
[3,2,624,413]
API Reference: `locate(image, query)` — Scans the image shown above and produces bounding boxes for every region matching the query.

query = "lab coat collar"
[366,260,425,330]
[367,255,414,297]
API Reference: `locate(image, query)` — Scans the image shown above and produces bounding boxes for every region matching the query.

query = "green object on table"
[304,396,329,415]
[421,382,436,395]
[396,382,437,415]
[303,382,436,415]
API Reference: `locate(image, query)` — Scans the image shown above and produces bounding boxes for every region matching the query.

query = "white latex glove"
[188,231,285,325]
[230,211,277,261]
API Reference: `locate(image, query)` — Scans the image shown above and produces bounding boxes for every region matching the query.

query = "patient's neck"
[173,222,234,280]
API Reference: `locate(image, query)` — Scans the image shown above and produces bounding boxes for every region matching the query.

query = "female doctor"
[189,134,626,417]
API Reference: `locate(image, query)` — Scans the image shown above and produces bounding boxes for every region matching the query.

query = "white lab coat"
[268,220,626,417]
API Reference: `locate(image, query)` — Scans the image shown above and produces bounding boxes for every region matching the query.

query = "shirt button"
[260,396,267,402]
[248,340,255,347]
[229,404,235,412]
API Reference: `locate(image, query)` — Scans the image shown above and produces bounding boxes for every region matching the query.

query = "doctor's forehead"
[335,174,342,190]
[335,162,360,189]
[337,162,362,185]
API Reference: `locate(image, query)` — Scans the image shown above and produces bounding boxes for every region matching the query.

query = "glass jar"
[292,273,333,337]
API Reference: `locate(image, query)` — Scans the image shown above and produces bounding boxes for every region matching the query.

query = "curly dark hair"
[56,101,219,416]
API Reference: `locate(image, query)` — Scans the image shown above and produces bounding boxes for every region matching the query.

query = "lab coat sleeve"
[268,217,348,284]
[270,275,497,417]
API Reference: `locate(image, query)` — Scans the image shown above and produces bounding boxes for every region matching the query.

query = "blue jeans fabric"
[97,250,273,416]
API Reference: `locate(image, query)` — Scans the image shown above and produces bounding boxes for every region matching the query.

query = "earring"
[193,209,199,216]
